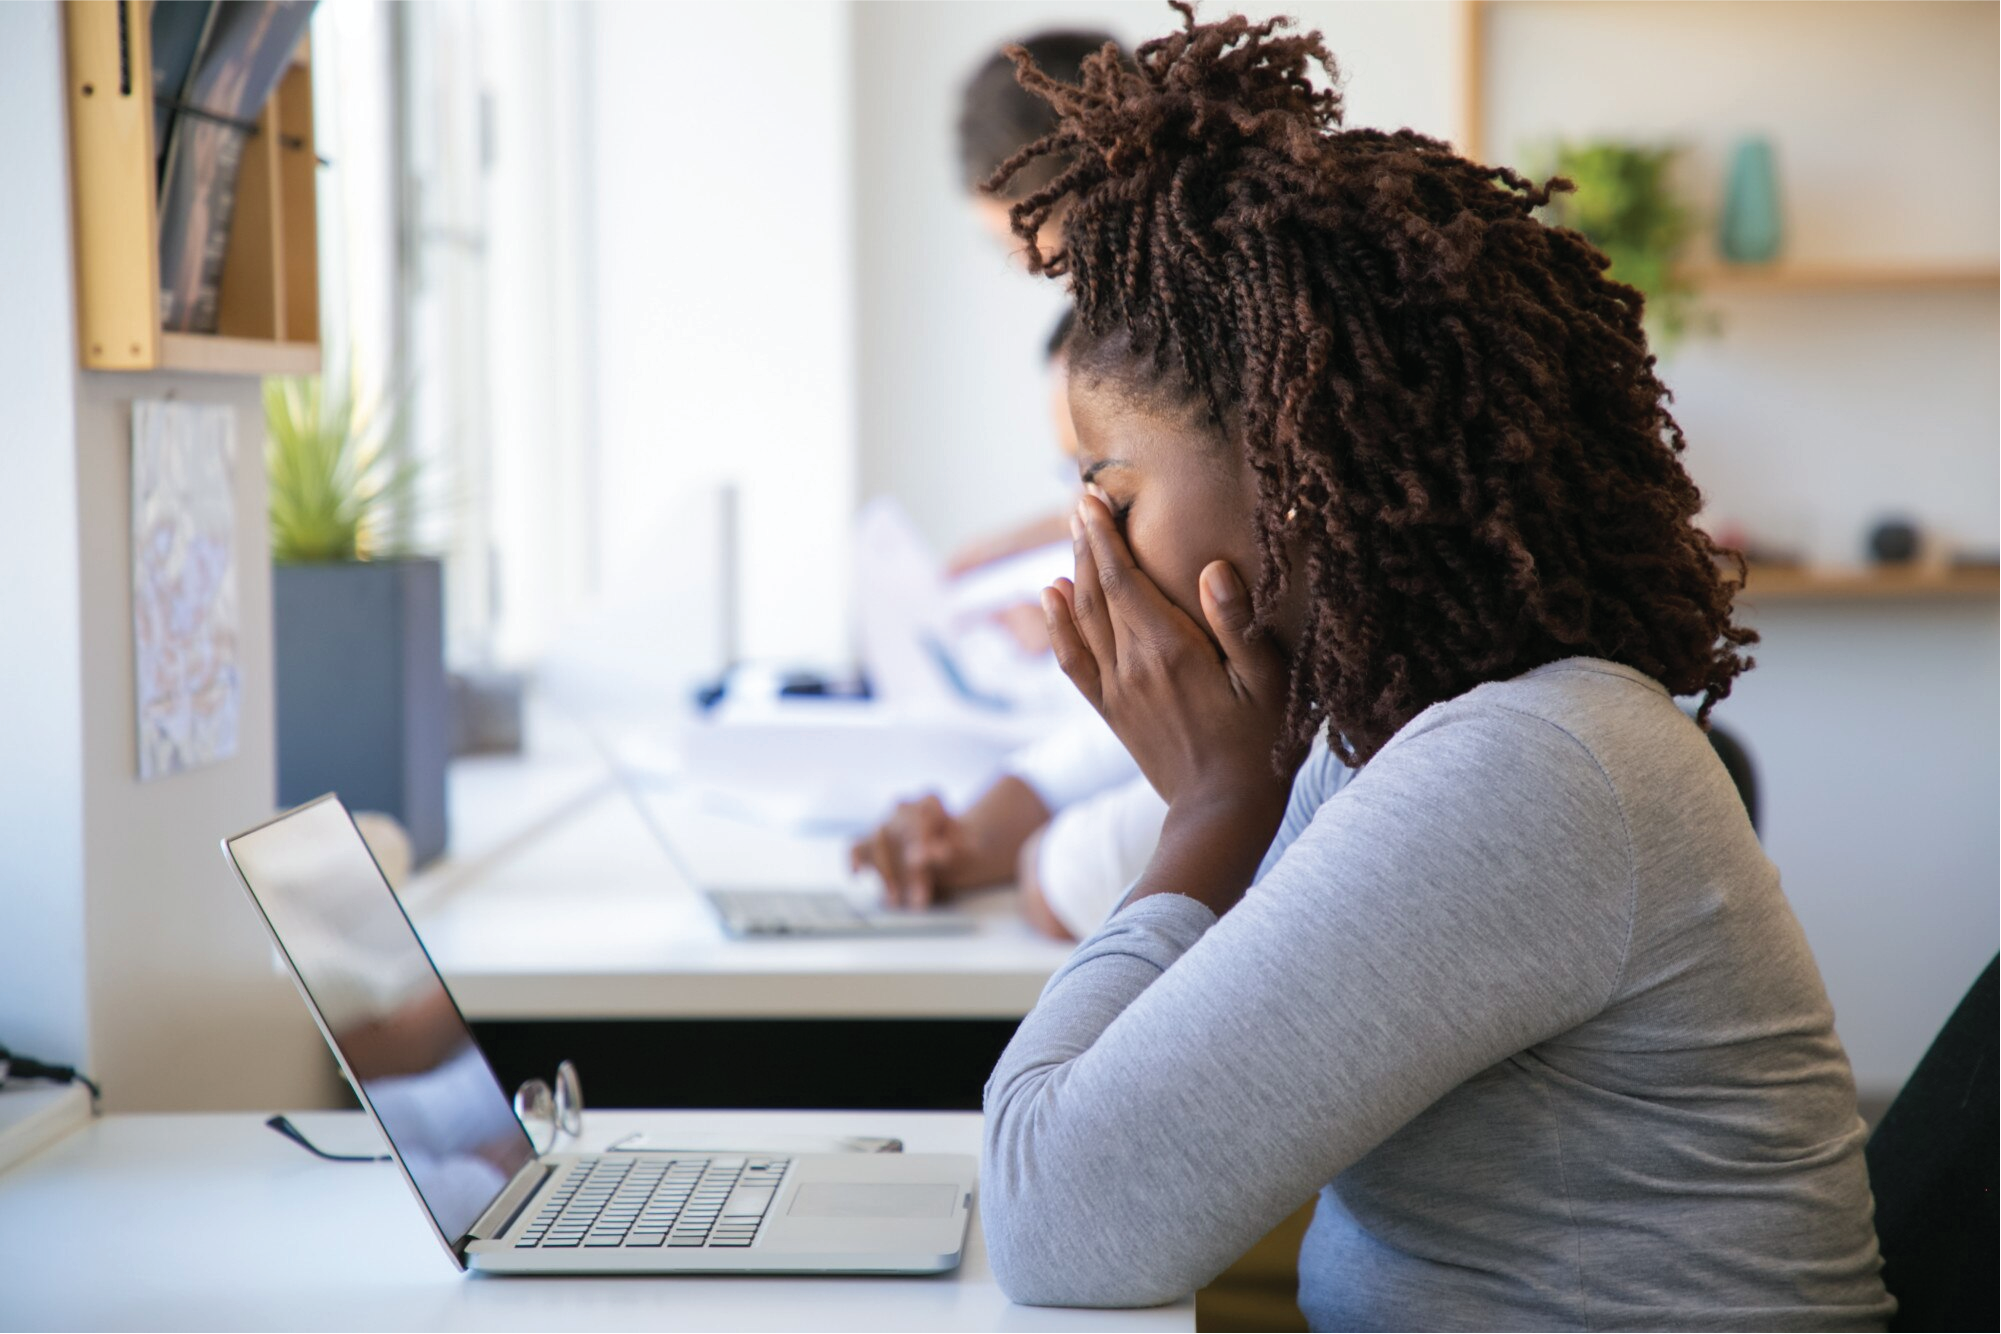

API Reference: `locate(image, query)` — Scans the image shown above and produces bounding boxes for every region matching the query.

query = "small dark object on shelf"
[449,669,526,757]
[1867,518,1921,565]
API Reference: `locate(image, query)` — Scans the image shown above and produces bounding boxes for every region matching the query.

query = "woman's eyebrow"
[1080,459,1130,484]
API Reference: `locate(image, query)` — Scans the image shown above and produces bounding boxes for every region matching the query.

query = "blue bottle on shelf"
[1719,136,1783,264]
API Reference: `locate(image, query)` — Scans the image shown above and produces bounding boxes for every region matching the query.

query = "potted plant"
[1535,139,1707,353]
[265,371,449,866]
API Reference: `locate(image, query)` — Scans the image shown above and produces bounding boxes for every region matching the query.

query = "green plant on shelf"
[1533,139,1709,353]
[263,371,419,563]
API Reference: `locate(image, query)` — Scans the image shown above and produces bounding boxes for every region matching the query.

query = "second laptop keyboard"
[517,1155,789,1249]
[706,888,873,936]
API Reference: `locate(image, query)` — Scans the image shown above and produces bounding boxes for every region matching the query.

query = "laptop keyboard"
[707,888,869,936]
[516,1155,790,1249]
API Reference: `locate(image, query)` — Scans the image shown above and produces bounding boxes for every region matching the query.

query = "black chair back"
[1864,954,1999,1332]
[1704,721,1760,833]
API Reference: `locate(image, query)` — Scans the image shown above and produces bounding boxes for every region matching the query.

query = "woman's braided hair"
[991,4,1757,767]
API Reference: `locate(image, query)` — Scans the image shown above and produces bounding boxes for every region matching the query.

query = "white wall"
[0,2,335,1110]
[1724,601,1998,1093]
[485,3,597,668]
[587,1,855,673]
[1480,0,1998,1094]
[0,0,91,1070]
[852,0,1462,558]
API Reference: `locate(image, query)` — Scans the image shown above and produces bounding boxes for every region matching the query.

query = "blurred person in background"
[853,29,1174,941]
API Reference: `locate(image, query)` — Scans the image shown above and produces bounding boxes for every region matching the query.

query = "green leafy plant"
[1535,139,1706,352]
[264,372,418,563]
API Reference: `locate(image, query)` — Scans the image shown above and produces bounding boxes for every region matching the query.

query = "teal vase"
[1719,137,1783,264]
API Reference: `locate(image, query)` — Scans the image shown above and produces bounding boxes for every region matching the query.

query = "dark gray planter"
[273,558,448,865]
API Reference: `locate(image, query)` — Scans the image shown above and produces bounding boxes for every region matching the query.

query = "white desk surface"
[406,705,1076,1021]
[0,1108,1192,1332]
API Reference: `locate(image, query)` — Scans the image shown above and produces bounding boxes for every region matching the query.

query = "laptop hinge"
[469,1161,554,1243]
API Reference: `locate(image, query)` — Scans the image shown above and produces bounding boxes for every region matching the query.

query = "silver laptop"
[600,741,979,940]
[222,794,976,1274]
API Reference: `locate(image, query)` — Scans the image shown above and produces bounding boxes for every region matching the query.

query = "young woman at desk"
[977,10,1891,1331]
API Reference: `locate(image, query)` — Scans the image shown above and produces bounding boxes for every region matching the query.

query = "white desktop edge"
[0,1082,90,1177]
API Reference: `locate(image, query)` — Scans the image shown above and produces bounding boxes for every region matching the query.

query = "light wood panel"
[275,63,320,345]
[64,0,161,370]
[1456,0,1486,160]
[215,96,281,340]
[158,332,321,376]
[1733,563,1999,604]
[1687,261,2000,293]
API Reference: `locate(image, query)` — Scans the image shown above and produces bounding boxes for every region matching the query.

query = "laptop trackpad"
[787,1182,959,1219]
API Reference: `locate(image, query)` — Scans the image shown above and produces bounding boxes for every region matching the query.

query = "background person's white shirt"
[1003,713,1141,813]
[1034,775,1168,938]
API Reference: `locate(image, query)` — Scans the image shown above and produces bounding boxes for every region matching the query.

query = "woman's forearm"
[1123,794,1287,918]
[981,895,1223,1306]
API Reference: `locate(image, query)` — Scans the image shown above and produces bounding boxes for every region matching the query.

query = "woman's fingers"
[1067,511,1118,671]
[1042,581,1103,709]
[1075,494,1183,653]
[1200,559,1286,700]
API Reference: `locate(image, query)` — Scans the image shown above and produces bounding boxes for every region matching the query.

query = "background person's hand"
[1042,495,1300,821]
[849,793,969,908]
[991,601,1053,655]
[944,509,1076,578]
[848,775,1055,911]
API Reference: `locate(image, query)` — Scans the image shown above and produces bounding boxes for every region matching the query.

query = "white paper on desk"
[854,498,956,709]
[678,697,1042,832]
[856,501,1081,717]
[945,540,1075,620]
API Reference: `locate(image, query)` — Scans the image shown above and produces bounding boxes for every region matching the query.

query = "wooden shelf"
[1686,261,2000,293]
[63,1,320,376]
[157,333,322,377]
[1733,564,1999,603]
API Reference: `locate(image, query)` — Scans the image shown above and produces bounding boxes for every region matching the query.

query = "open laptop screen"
[226,796,536,1248]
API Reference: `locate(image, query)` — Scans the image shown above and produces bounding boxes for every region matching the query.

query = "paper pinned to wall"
[133,399,241,781]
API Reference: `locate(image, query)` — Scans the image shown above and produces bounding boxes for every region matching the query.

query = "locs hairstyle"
[990,4,1757,767]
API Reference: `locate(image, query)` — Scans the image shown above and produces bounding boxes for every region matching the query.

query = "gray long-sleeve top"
[981,658,1892,1330]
